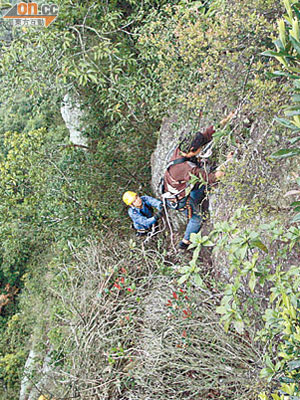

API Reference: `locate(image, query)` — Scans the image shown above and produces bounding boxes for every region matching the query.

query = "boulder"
[151,115,191,233]
[61,94,88,147]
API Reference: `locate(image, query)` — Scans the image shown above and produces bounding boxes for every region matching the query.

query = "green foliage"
[177,233,214,286]
[190,208,300,399]
[0,0,285,137]
[0,0,183,137]
[0,2,164,394]
[0,2,162,387]
[265,5,300,157]
[0,0,297,398]
[289,178,300,223]
[0,312,31,395]
[136,0,283,128]
[263,0,300,225]
[0,114,157,288]
[0,350,26,390]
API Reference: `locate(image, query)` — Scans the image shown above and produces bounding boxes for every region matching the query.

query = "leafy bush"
[0,1,298,399]
[136,0,284,127]
[188,208,300,399]
[262,0,300,223]
[16,236,264,400]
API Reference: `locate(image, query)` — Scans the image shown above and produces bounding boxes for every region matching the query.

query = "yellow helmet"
[122,191,137,205]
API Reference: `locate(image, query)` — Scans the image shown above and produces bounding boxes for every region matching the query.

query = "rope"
[162,197,177,253]
[142,217,167,245]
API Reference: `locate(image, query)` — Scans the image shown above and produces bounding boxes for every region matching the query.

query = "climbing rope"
[142,217,167,245]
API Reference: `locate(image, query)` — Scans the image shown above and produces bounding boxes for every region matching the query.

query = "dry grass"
[25,235,265,400]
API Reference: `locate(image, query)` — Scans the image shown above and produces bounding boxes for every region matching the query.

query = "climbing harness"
[161,157,193,202]
[177,196,193,220]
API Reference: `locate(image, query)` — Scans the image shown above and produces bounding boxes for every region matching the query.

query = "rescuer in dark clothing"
[163,126,232,249]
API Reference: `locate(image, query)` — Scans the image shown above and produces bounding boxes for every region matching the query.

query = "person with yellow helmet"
[122,191,163,236]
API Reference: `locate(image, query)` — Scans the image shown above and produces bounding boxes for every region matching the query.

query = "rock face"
[19,347,56,400]
[61,94,88,147]
[151,115,191,233]
[151,115,189,197]
[19,348,37,400]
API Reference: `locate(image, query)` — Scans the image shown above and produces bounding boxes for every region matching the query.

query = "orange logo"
[3,2,59,27]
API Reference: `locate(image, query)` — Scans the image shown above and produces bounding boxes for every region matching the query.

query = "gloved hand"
[204,125,215,136]
[157,210,164,218]
[220,110,236,127]
[227,151,234,161]
[215,170,225,180]
[152,217,160,229]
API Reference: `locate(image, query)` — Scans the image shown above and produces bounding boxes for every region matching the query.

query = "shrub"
[16,235,264,399]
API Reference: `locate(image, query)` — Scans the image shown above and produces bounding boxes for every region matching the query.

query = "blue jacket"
[128,195,163,231]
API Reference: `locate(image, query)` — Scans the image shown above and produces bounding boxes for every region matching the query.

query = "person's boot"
[178,240,190,250]
[136,231,147,237]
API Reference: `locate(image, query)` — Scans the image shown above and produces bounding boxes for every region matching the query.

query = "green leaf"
[178,274,189,285]
[271,394,281,400]
[203,240,214,247]
[269,70,300,79]
[258,393,268,400]
[274,38,285,52]
[290,35,300,55]
[216,305,226,315]
[291,201,300,206]
[288,359,300,371]
[238,243,249,260]
[271,148,300,158]
[279,377,296,383]
[284,104,300,111]
[250,239,268,253]
[89,74,99,84]
[260,367,274,379]
[270,289,280,303]
[274,117,300,131]
[233,319,244,334]
[290,136,300,144]
[193,274,204,287]
[285,109,300,117]
[291,213,300,222]
[249,273,257,293]
[292,94,300,102]
[179,265,191,274]
[265,355,275,370]
[261,50,291,57]
[292,4,300,21]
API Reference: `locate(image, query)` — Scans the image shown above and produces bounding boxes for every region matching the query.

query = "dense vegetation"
[0,0,298,399]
